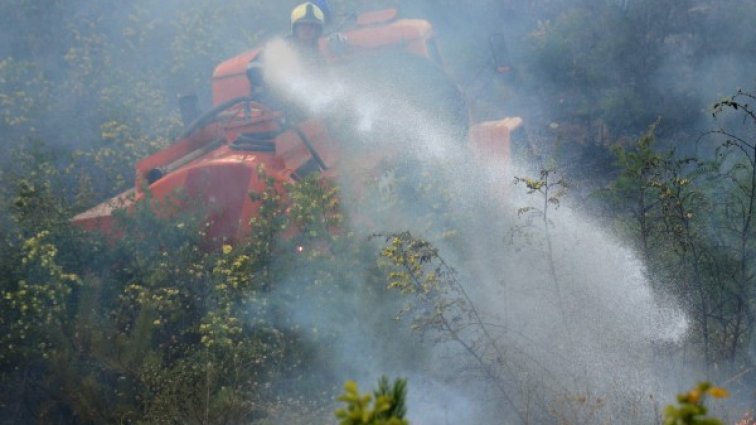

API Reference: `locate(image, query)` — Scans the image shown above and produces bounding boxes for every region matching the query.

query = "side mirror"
[246,61,265,88]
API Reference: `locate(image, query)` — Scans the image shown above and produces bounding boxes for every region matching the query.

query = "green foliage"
[525,3,656,128]
[335,378,409,425]
[513,165,567,234]
[0,128,426,424]
[286,174,344,241]
[0,58,50,134]
[374,376,407,420]
[602,91,756,368]
[0,154,358,423]
[511,165,572,334]
[604,121,712,268]
[0,230,81,368]
[1,0,755,422]
[522,0,756,139]
[376,231,527,423]
[663,382,729,425]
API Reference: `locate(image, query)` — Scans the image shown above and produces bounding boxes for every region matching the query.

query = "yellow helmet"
[291,2,325,32]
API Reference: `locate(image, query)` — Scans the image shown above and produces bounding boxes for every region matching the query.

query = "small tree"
[709,90,756,364]
[335,377,409,425]
[663,382,729,425]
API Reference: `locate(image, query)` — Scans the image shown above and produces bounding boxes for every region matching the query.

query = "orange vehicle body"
[72,9,522,244]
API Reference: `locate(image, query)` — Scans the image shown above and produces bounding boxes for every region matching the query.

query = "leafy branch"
[335,377,408,425]
[374,231,528,423]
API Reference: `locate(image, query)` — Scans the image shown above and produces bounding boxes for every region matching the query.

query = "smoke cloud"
[259,38,695,424]
[3,1,754,422]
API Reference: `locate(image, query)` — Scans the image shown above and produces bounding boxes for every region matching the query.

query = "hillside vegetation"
[0,1,753,424]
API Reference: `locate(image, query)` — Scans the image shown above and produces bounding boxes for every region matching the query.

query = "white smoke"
[260,39,692,424]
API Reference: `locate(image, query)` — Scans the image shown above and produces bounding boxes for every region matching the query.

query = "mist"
[1,0,754,424]
[258,37,697,424]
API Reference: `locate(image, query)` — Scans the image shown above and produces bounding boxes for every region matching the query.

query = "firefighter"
[246,2,345,105]
[289,2,326,51]
[289,2,347,56]
[246,2,326,100]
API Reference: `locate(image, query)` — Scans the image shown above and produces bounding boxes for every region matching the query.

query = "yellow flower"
[707,387,730,399]
[222,244,233,255]
[687,389,701,404]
